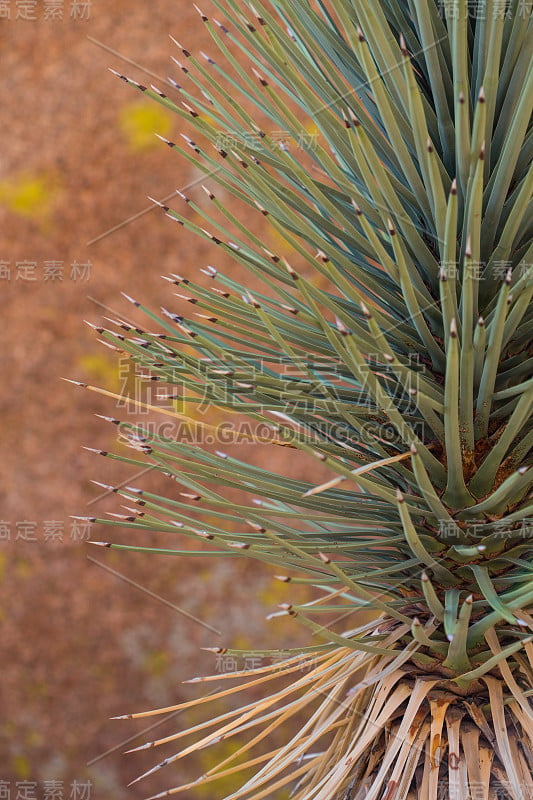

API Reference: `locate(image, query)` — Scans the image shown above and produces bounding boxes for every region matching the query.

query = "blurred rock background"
[0,2,324,796]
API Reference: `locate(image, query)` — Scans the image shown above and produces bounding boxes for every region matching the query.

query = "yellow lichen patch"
[78,353,120,393]
[15,558,34,579]
[309,269,334,291]
[259,574,311,609]
[28,682,48,700]
[25,728,44,747]
[302,119,321,145]
[195,738,256,798]
[12,754,31,780]
[118,101,173,152]
[0,171,60,222]
[258,576,293,608]
[259,577,313,642]
[229,633,253,653]
[143,649,169,677]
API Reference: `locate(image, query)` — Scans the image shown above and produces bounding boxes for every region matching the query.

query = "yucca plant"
[76,0,533,797]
